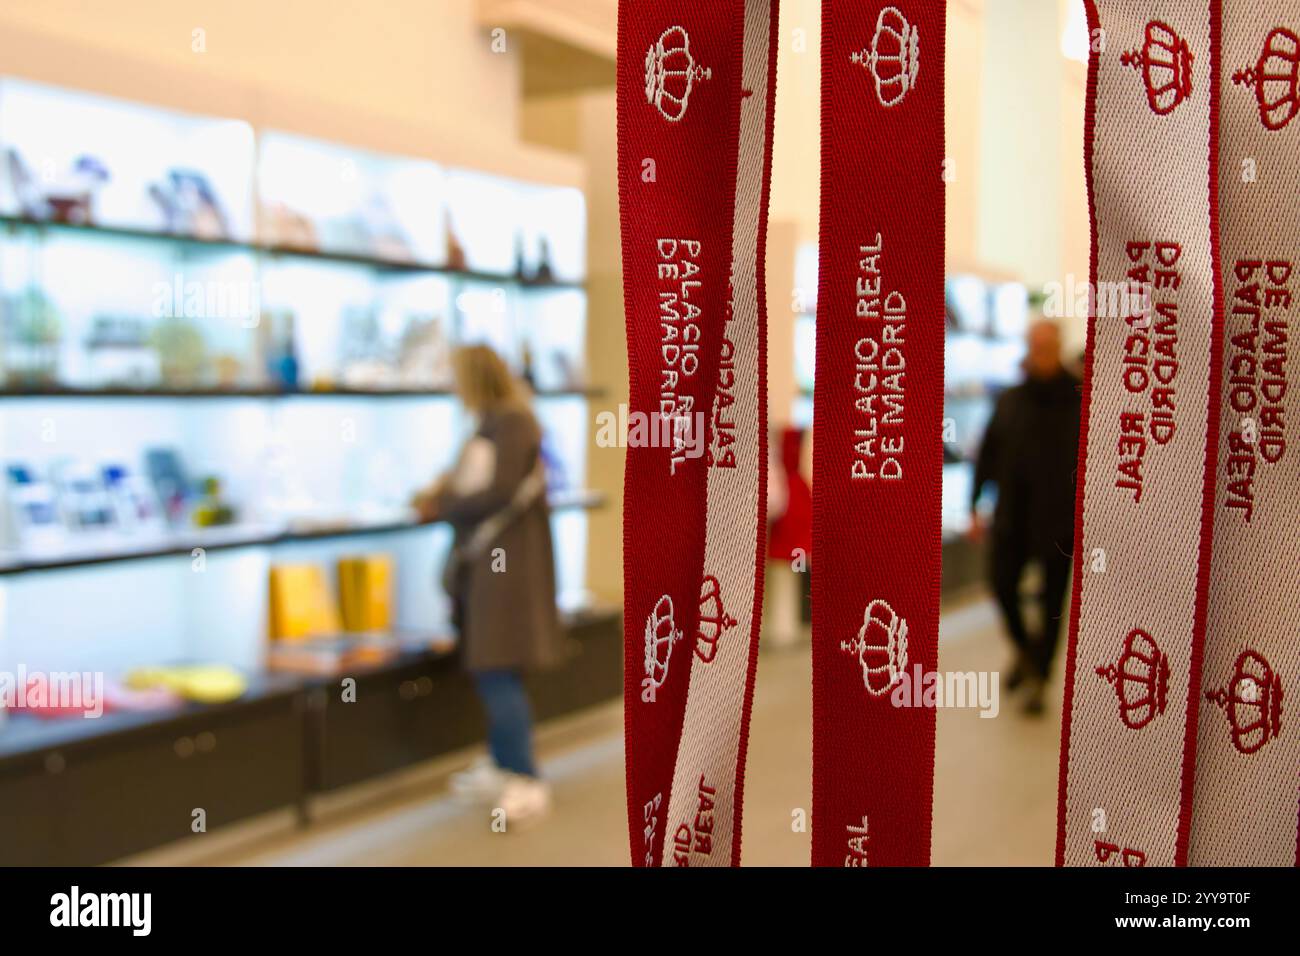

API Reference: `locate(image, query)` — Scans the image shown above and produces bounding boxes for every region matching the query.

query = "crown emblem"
[849,6,919,108]
[1094,840,1146,867]
[644,26,711,122]
[1233,26,1300,131]
[1095,628,1169,730]
[840,599,908,696]
[695,574,737,664]
[642,594,683,702]
[1204,649,1284,755]
[1121,20,1194,115]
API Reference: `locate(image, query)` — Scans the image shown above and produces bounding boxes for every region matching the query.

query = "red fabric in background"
[769,426,812,561]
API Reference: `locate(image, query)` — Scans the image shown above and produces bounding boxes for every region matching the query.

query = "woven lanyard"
[1057,0,1222,867]
[812,0,946,867]
[617,0,776,867]
[1189,0,1300,867]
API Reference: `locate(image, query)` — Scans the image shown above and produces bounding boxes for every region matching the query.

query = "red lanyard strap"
[1057,0,1223,867]
[1190,0,1300,867]
[812,0,947,867]
[618,0,776,867]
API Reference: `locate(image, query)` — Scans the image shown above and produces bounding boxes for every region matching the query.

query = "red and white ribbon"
[812,0,946,867]
[1190,0,1300,867]
[663,0,777,867]
[617,0,775,867]
[1057,0,1223,868]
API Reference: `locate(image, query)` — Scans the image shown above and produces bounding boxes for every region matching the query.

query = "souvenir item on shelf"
[618,0,777,867]
[337,554,394,633]
[549,351,585,391]
[146,168,231,239]
[50,460,117,531]
[1057,0,1219,868]
[2,464,66,550]
[813,1,946,866]
[144,447,191,526]
[103,680,183,713]
[513,231,527,279]
[534,236,555,283]
[538,431,568,493]
[101,464,164,532]
[3,149,109,225]
[1,288,62,387]
[337,306,392,389]
[212,353,245,387]
[260,201,318,250]
[445,218,468,271]
[268,563,343,641]
[355,194,413,261]
[265,634,400,675]
[84,314,156,386]
[520,341,537,388]
[124,664,248,704]
[252,308,277,386]
[191,476,235,527]
[339,306,384,362]
[5,147,50,219]
[263,311,301,391]
[48,155,111,225]
[396,314,452,388]
[150,314,207,386]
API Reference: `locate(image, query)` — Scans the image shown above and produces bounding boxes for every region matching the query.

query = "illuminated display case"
[0,79,601,683]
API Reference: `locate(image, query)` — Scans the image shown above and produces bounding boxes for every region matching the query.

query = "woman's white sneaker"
[498,776,552,830]
[449,756,508,803]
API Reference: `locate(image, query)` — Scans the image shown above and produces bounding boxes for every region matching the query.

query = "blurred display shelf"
[0,488,606,576]
[0,602,622,865]
[0,384,605,400]
[0,215,584,289]
[0,600,620,763]
[0,669,305,765]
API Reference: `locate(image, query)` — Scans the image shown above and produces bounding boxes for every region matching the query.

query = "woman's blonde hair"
[450,344,529,413]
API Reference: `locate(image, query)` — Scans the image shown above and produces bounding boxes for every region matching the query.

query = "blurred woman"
[414,344,562,824]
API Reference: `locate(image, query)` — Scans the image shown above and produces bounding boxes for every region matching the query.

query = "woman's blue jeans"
[472,669,538,777]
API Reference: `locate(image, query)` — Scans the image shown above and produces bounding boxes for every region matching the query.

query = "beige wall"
[0,0,517,133]
[0,0,579,185]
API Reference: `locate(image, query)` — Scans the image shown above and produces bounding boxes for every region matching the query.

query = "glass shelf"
[0,489,606,576]
[0,215,584,289]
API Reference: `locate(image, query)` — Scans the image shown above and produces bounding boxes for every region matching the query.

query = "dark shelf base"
[0,608,623,865]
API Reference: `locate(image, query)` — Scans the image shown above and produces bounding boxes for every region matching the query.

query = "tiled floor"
[198,597,1066,866]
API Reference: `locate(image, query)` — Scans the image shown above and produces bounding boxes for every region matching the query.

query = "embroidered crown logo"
[849,6,919,108]
[645,26,711,122]
[1094,840,1146,868]
[1233,26,1300,131]
[694,575,736,664]
[840,599,908,697]
[642,594,683,702]
[1204,649,1284,755]
[1095,627,1169,730]
[1121,20,1194,115]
